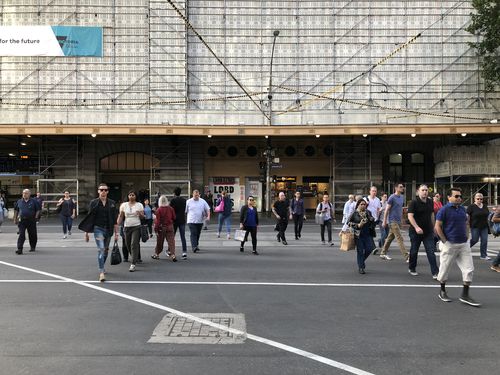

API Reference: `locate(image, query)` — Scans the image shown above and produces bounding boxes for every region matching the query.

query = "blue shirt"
[144,205,153,220]
[436,203,468,244]
[387,194,404,224]
[290,198,305,215]
[15,198,41,220]
[245,207,257,227]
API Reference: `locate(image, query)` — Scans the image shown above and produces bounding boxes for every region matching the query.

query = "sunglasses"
[98,188,108,192]
[453,195,462,198]
[476,197,483,200]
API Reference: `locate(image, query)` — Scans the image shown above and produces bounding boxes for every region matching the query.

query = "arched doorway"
[99,152,159,203]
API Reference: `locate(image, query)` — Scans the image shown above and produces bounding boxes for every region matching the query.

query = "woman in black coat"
[348,199,376,274]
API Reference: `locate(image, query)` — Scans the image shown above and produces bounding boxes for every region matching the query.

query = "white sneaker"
[227,234,231,240]
[432,274,438,280]
[380,254,392,260]
[480,256,491,260]
[408,270,419,276]
[62,235,67,239]
[216,232,220,238]
[129,264,136,272]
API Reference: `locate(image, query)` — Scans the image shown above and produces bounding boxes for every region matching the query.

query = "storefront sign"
[209,177,240,211]
[0,26,103,56]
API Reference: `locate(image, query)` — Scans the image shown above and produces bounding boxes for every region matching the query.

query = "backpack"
[487,212,500,237]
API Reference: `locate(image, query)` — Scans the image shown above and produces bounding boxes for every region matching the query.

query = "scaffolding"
[36,178,79,215]
[0,1,497,126]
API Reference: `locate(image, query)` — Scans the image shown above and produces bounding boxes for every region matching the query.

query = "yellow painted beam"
[0,123,498,136]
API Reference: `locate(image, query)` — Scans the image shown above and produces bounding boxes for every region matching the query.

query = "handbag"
[340,230,355,251]
[140,224,149,243]
[110,240,122,265]
[214,198,224,213]
[234,229,246,242]
[315,212,325,225]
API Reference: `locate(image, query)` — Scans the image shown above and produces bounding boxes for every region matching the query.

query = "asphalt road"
[1,216,499,375]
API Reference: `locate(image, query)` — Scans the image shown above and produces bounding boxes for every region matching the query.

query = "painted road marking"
[0,260,375,375]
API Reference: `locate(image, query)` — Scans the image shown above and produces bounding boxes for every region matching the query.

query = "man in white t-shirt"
[186,189,210,252]
[366,186,381,248]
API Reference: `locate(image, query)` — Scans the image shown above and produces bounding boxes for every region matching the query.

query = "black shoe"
[282,240,288,245]
[438,290,452,302]
[295,237,299,240]
[15,249,22,255]
[372,248,379,255]
[359,268,366,274]
[252,250,259,255]
[459,294,481,307]
[298,234,301,238]
[193,247,200,253]
[240,247,244,252]
[203,226,208,230]
[29,248,35,252]
[137,259,143,264]
[276,235,281,242]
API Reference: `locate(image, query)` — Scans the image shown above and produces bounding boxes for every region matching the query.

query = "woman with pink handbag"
[215,191,232,239]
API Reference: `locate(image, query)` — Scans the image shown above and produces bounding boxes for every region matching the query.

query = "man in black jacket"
[272,191,289,245]
[170,187,188,260]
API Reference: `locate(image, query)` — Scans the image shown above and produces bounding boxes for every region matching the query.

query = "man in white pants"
[435,187,480,307]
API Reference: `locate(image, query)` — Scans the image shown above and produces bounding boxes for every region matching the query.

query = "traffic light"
[258,161,266,182]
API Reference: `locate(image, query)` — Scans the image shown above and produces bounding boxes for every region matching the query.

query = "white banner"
[209,177,241,212]
[0,26,103,56]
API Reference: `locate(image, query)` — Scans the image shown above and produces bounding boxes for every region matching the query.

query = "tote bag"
[110,241,122,265]
[340,231,355,251]
[234,229,246,242]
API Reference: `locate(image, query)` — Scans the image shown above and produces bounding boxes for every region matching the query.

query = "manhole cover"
[148,313,247,344]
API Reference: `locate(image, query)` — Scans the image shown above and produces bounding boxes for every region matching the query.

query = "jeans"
[409,231,439,275]
[17,218,37,251]
[492,251,500,267]
[217,214,231,235]
[145,218,153,236]
[470,227,489,258]
[60,214,73,234]
[124,225,141,265]
[188,223,203,250]
[174,222,187,253]
[293,214,304,238]
[378,223,389,248]
[94,226,112,273]
[241,226,257,251]
[320,219,332,242]
[356,235,374,269]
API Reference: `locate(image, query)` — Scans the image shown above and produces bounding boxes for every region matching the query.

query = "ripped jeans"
[94,226,112,273]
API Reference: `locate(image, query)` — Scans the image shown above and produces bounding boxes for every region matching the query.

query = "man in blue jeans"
[185,189,210,254]
[407,184,439,279]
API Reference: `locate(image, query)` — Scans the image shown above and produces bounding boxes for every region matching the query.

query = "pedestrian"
[186,189,210,253]
[13,189,41,254]
[216,191,232,239]
[56,190,76,239]
[202,190,213,230]
[376,193,389,251]
[170,187,188,259]
[272,191,289,245]
[435,187,480,307]
[152,195,177,262]
[316,192,335,246]
[490,206,500,273]
[467,193,491,260]
[290,191,306,240]
[79,183,119,282]
[0,194,7,233]
[374,183,409,261]
[342,194,355,225]
[117,190,144,272]
[346,199,376,274]
[239,195,259,255]
[34,192,44,221]
[433,193,443,215]
[407,185,439,278]
[143,198,154,238]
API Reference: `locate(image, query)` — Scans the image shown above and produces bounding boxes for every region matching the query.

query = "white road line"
[0,279,499,288]
[0,260,374,375]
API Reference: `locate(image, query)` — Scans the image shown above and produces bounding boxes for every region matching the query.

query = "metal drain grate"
[148,313,247,344]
